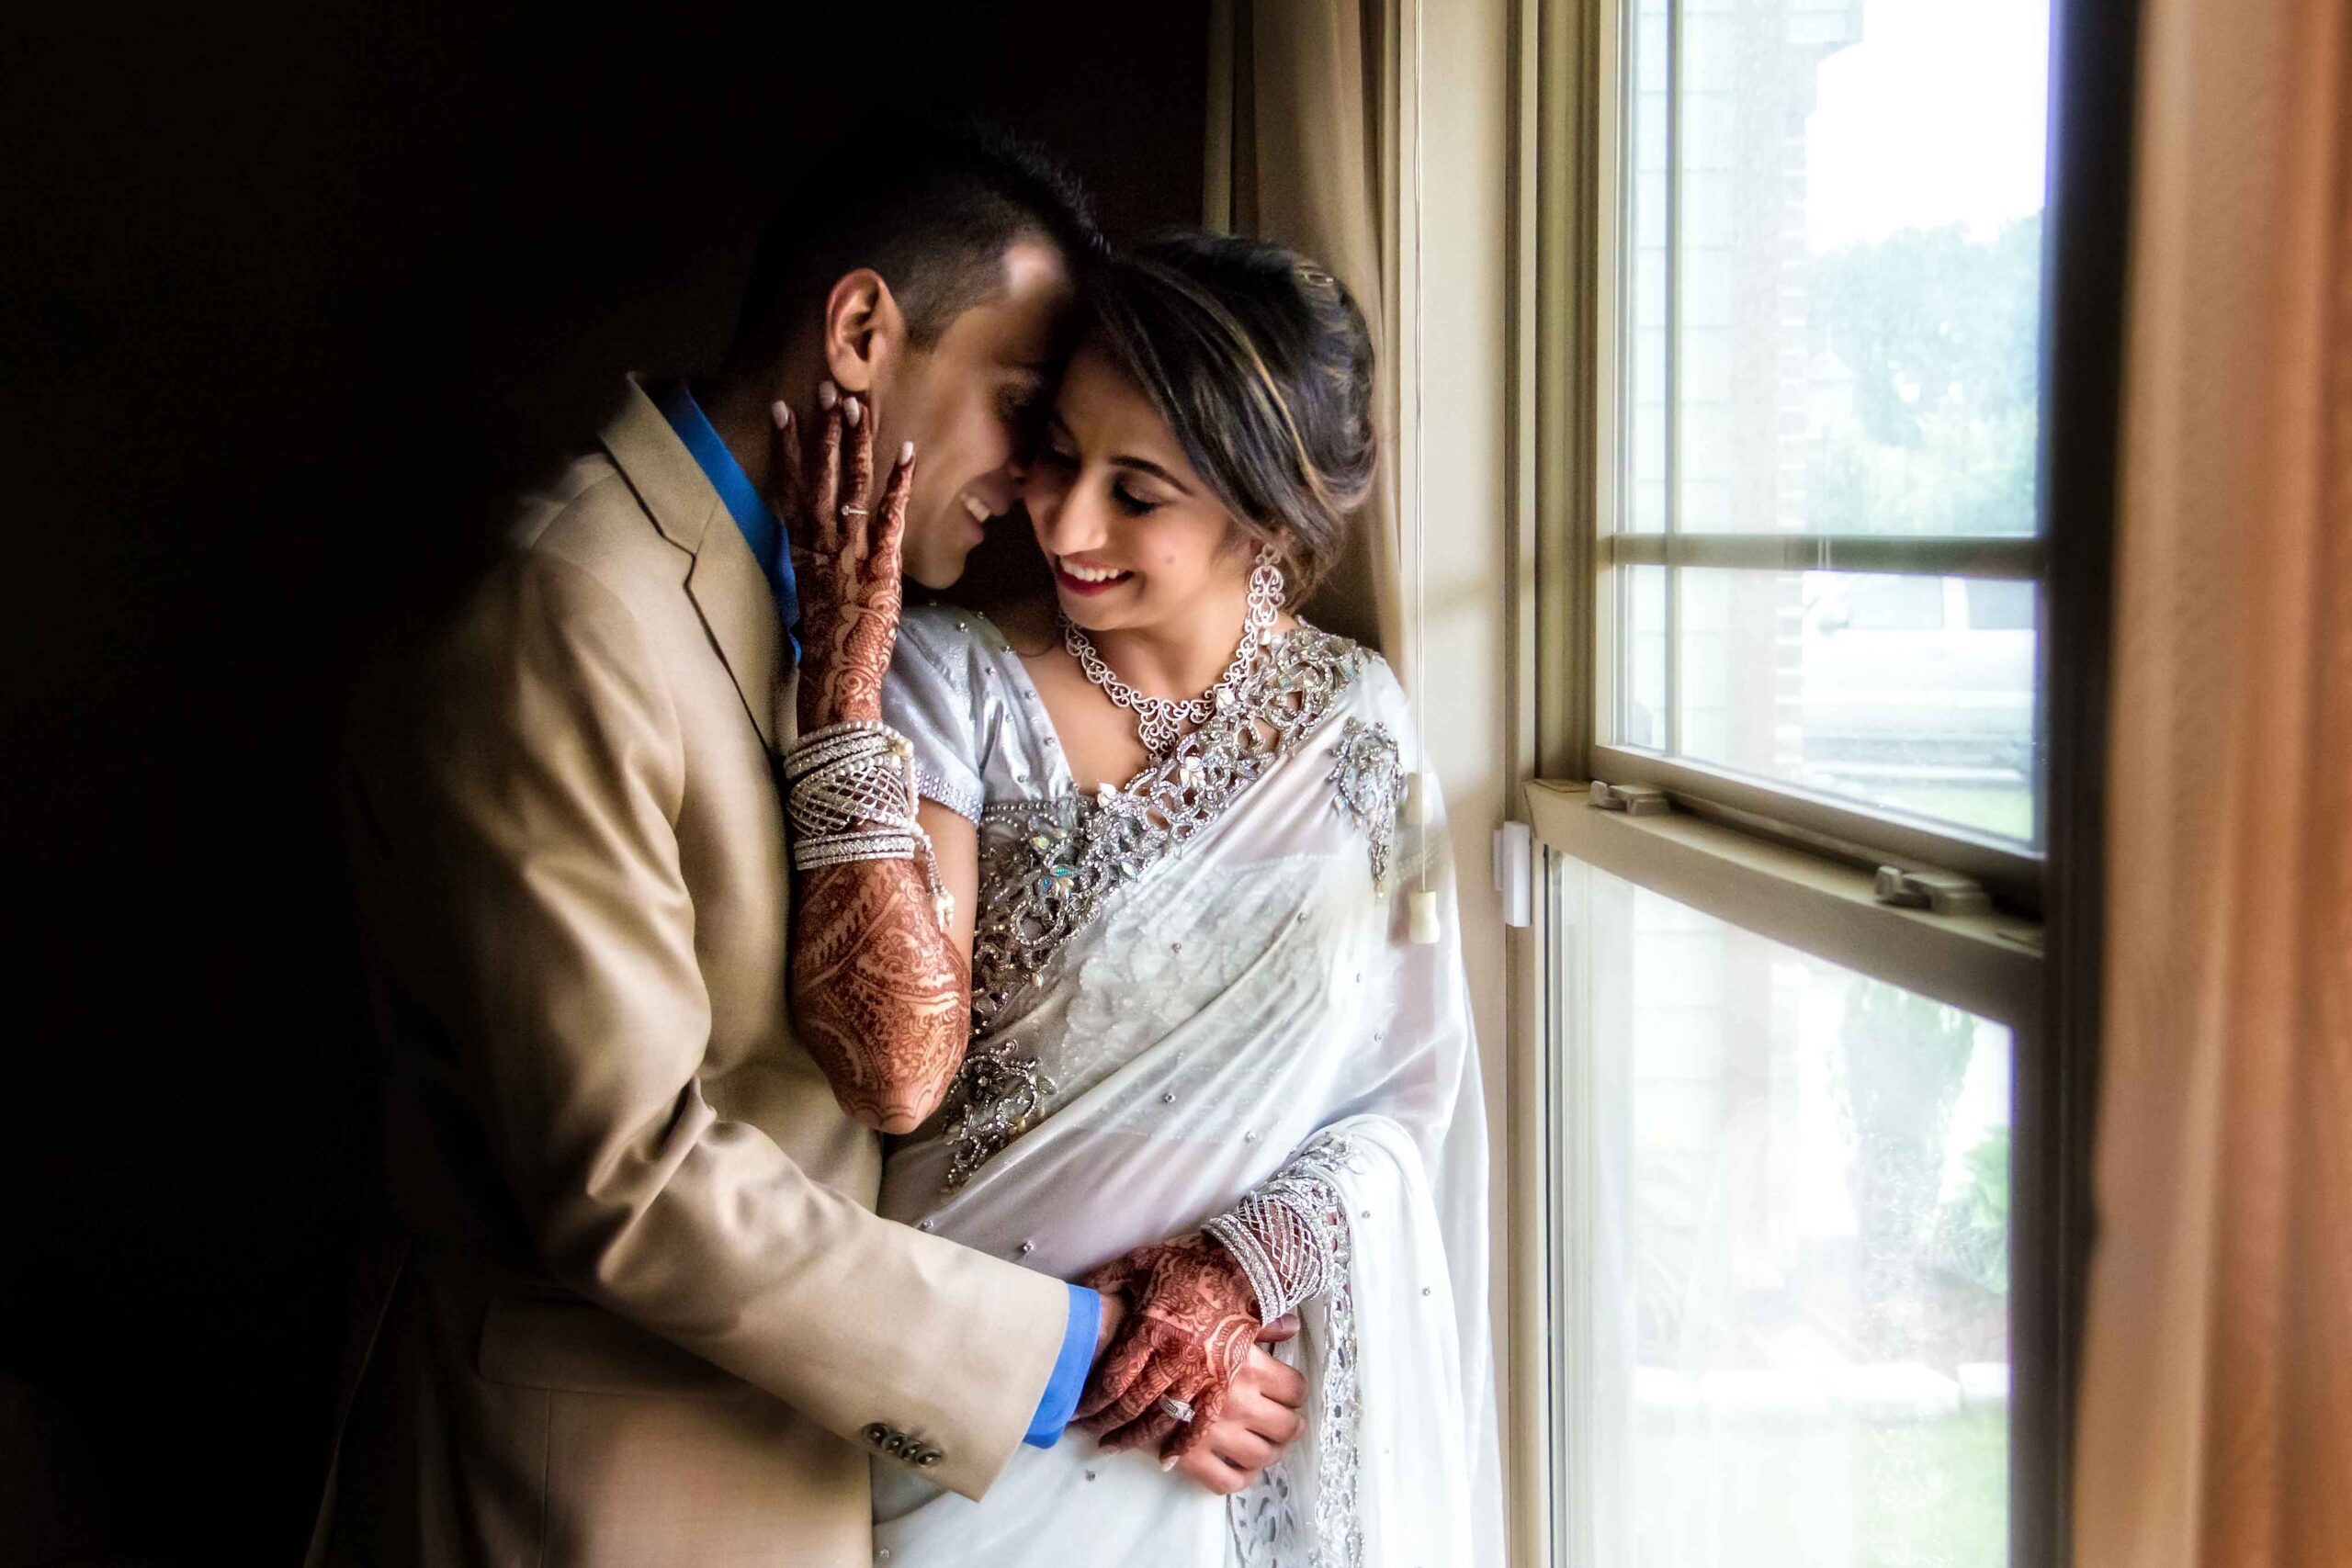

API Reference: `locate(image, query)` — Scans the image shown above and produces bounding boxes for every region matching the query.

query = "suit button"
[916,1449,944,1468]
[863,1423,890,1448]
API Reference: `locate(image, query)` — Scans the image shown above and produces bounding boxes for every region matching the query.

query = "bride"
[805,231,1498,1565]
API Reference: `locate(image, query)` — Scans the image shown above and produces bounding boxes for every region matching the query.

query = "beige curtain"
[2074,0,2352,1562]
[1204,0,1407,663]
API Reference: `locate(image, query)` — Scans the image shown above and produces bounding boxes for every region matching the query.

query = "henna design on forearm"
[790,854,971,1134]
[771,382,964,1129]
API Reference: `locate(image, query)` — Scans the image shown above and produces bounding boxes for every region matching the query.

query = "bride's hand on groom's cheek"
[771,378,912,730]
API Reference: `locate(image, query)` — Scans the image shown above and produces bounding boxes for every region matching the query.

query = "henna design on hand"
[790,854,970,1134]
[777,378,969,1132]
[775,385,910,732]
[1074,1235,1262,1463]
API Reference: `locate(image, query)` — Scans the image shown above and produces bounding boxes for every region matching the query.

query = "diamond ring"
[839,505,869,517]
[1158,1395,1195,1424]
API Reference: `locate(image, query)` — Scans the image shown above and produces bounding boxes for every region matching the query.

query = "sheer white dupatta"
[873,604,1500,1567]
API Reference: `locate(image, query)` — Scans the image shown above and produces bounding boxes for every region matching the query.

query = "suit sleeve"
[369,550,1069,1500]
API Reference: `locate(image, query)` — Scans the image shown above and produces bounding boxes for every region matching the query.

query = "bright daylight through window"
[1607,0,2050,849]
[1552,0,2054,1563]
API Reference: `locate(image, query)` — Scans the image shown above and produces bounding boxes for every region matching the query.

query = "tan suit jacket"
[315,378,1068,1566]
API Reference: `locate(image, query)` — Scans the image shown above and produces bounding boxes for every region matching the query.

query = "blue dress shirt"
[1026,1282,1102,1447]
[655,379,801,661]
[657,378,1099,1449]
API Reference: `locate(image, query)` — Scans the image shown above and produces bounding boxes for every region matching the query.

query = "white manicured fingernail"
[817,381,839,411]
[771,400,791,430]
[1160,1456,1177,1472]
[899,441,915,465]
[844,397,864,429]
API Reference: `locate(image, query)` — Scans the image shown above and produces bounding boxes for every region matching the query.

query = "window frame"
[1584,0,2052,906]
[1513,0,2129,1560]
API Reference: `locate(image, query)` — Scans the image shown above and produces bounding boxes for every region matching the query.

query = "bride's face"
[1024,344,1260,637]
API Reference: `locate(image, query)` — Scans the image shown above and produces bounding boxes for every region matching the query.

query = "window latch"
[1872,865,1991,917]
[1589,780,1670,816]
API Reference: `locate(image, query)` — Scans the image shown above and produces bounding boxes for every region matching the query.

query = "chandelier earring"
[1247,546,1286,646]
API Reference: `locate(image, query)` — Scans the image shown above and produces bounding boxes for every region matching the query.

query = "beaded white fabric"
[936,624,1374,1190]
[1216,1133,1363,1568]
[868,604,1501,1568]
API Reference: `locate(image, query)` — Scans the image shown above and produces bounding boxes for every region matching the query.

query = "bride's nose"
[1030,476,1110,558]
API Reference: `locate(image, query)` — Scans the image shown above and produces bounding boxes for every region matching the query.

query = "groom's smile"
[879,239,1076,590]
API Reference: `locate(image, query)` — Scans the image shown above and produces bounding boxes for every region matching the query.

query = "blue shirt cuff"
[1023,1284,1101,1447]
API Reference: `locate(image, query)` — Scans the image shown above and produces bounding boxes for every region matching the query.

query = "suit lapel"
[600,377,781,751]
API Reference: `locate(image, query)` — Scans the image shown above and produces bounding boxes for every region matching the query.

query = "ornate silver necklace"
[1057,566,1283,754]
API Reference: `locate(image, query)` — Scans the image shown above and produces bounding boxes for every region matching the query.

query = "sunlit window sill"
[1524,780,2043,1025]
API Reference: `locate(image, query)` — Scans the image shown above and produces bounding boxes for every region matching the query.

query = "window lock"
[1589,781,1670,816]
[1872,865,1992,917]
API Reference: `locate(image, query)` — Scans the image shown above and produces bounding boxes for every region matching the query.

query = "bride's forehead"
[1052,347,1171,443]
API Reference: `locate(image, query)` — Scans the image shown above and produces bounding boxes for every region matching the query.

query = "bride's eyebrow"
[1109,455,1193,495]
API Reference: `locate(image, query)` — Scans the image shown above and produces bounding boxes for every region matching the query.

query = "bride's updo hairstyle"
[1079,231,1376,602]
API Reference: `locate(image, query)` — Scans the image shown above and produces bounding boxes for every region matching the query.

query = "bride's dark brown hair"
[1077,232,1376,603]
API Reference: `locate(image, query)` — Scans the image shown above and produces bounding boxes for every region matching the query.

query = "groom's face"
[875,239,1075,589]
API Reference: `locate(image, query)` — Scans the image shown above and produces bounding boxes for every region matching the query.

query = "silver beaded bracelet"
[781,721,956,931]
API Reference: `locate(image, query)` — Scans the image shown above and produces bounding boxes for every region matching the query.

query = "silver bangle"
[1201,1217,1289,1325]
[792,829,915,869]
[788,752,919,840]
[783,720,909,783]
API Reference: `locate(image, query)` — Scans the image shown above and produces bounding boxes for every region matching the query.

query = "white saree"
[872,604,1501,1568]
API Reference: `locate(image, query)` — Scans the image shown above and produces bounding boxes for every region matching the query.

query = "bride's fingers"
[1073,1330,1156,1423]
[768,400,808,548]
[1161,1381,1233,1463]
[1083,1357,1182,1439]
[1104,1404,1182,1457]
[865,442,912,592]
[810,389,844,556]
[841,393,876,568]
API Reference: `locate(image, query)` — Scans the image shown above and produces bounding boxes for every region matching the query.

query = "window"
[1595,0,2052,879]
[1546,849,2025,1568]
[1532,0,2064,1563]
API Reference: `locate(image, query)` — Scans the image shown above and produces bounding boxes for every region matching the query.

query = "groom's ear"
[819,267,906,397]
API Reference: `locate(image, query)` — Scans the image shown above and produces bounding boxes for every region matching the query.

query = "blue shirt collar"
[655,378,799,660]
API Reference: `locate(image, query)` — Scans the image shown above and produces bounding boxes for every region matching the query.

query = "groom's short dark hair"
[725,117,1104,369]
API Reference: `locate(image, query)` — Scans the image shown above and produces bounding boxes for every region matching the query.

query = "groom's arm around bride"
[314,123,1125,1568]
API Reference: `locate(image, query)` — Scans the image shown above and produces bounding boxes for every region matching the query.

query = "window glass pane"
[1624,0,2052,537]
[1625,0,1673,534]
[1617,565,1671,750]
[1646,568,2036,843]
[1963,577,2035,632]
[1555,860,2013,1568]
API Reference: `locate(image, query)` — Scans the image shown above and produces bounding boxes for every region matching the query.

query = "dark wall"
[0,5,1204,1559]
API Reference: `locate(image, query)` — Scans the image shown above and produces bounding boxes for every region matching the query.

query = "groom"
[317,121,1301,1566]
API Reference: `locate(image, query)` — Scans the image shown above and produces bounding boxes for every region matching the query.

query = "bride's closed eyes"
[1036,436,1168,517]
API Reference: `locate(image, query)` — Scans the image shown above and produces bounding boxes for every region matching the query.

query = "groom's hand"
[1094,1287,1130,1358]
[1159,1320,1306,1496]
